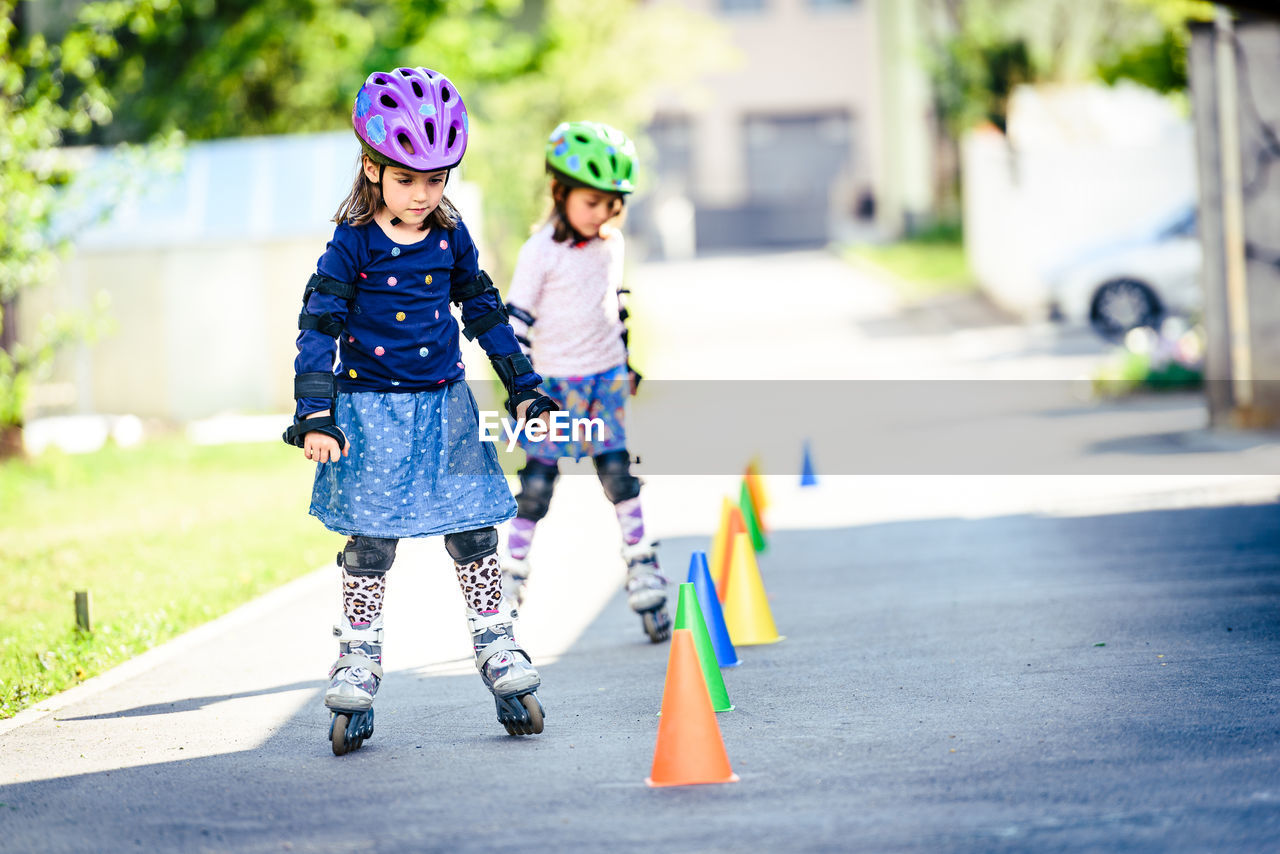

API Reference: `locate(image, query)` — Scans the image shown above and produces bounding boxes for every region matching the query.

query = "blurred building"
[638,0,933,255]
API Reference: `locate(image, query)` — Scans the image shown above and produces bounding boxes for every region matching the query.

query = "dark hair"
[333,153,460,231]
[542,176,625,243]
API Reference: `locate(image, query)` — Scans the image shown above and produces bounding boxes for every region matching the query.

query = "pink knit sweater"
[504,223,628,378]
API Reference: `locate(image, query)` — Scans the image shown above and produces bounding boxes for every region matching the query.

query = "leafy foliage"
[84,0,731,275]
[0,0,174,445]
[920,0,1214,135]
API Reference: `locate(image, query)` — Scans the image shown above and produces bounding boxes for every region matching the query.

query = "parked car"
[1046,207,1202,341]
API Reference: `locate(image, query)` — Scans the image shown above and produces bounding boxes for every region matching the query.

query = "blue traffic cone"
[800,440,818,487]
[686,551,741,668]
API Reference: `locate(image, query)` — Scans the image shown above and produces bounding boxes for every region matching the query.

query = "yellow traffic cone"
[722,532,784,646]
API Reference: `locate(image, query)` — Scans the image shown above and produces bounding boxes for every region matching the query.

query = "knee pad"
[339,536,398,576]
[444,527,499,564]
[594,449,641,504]
[516,459,559,522]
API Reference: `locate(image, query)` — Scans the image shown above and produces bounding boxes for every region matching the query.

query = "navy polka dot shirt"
[294,218,540,416]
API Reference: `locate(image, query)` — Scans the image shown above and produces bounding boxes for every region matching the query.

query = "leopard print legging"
[341,571,387,625]
[454,553,503,612]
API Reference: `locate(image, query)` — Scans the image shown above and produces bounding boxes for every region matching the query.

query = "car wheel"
[1090,278,1162,342]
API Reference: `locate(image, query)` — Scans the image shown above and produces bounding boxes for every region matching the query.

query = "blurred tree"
[918,0,1212,219]
[446,0,733,274]
[1,0,172,458]
[1097,0,1215,94]
[85,0,729,277]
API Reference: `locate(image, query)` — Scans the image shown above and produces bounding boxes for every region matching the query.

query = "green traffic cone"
[673,582,734,712]
[740,480,766,553]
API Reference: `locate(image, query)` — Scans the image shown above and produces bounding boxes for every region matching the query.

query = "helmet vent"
[374,76,387,85]
[441,87,451,102]
[398,68,412,77]
[397,133,415,156]
[380,94,398,109]
[610,154,617,171]
[424,121,436,146]
[447,125,458,150]
[575,134,590,144]
[411,81,423,98]
[588,160,602,178]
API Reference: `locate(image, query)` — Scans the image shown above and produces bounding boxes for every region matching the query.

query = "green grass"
[0,437,336,719]
[843,222,974,299]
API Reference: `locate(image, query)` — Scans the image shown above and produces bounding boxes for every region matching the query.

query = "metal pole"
[1215,6,1253,410]
[74,590,92,633]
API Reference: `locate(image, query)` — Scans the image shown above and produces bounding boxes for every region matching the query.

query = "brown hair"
[542,177,626,243]
[333,153,460,231]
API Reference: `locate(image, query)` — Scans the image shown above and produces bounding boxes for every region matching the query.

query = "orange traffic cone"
[722,532,784,646]
[710,502,748,601]
[646,629,739,788]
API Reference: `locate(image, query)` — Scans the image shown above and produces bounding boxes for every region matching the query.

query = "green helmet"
[545,121,637,194]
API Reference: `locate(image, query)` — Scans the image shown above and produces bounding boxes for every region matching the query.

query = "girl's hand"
[302,410,350,463]
[627,363,643,396]
[515,396,553,432]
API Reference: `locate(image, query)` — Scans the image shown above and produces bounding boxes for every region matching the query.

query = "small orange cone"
[722,532,784,646]
[712,504,747,601]
[646,629,739,788]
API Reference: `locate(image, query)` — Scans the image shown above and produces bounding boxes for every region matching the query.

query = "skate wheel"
[331,714,351,756]
[643,610,671,644]
[521,693,544,735]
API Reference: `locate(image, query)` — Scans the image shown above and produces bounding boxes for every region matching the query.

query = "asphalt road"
[3,251,1279,852]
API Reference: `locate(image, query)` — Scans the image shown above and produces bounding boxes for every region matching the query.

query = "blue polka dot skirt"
[310,383,517,538]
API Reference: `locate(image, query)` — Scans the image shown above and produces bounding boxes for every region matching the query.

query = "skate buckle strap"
[474,636,528,670]
[329,652,384,680]
[466,606,518,633]
[333,623,385,644]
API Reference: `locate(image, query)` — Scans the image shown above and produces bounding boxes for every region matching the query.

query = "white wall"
[963,84,1198,318]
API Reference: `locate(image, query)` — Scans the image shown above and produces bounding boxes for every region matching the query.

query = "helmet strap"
[375,162,405,227]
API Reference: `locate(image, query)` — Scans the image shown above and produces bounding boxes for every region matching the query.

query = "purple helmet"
[351,67,469,172]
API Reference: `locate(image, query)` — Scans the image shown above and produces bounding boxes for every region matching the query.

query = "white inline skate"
[623,541,671,643]
[325,615,383,755]
[468,599,544,735]
[500,549,532,606]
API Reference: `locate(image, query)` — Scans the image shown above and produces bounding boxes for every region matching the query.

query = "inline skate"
[468,599,544,735]
[623,541,671,643]
[500,550,532,607]
[326,615,384,755]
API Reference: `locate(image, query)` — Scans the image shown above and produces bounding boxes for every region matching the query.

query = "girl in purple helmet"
[499,121,671,645]
[285,67,558,752]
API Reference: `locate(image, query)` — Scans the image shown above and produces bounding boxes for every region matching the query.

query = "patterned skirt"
[310,382,517,538]
[520,363,630,463]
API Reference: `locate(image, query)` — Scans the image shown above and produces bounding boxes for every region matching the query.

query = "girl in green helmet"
[500,120,672,643]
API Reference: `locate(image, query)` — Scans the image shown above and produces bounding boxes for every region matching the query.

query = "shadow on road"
[54,680,324,721]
